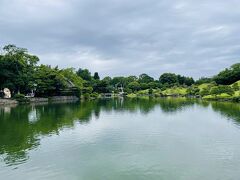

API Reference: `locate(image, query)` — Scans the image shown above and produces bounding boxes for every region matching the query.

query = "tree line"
[0,44,240,99]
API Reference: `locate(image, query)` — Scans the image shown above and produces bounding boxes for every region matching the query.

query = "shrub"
[148,88,153,95]
[83,93,90,99]
[233,97,240,102]
[187,86,200,96]
[200,88,210,97]
[82,87,93,94]
[210,85,234,96]
[13,94,30,103]
[91,92,99,98]
[232,83,239,91]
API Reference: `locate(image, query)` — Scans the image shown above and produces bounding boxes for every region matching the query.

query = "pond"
[0,98,240,180]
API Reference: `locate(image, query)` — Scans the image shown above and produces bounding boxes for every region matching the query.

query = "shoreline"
[127,94,240,102]
[1,94,239,106]
[0,96,79,106]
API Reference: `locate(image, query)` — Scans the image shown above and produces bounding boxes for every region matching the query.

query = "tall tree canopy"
[214,63,240,85]
[77,68,92,81]
[34,65,66,96]
[159,73,194,86]
[138,74,154,84]
[0,44,39,93]
[159,73,178,85]
[93,72,100,80]
[1,44,239,99]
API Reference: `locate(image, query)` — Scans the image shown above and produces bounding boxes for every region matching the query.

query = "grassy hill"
[126,80,240,102]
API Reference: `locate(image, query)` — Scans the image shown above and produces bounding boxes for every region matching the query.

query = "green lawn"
[162,87,188,96]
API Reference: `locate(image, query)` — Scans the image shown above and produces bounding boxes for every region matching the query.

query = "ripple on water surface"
[0,99,240,180]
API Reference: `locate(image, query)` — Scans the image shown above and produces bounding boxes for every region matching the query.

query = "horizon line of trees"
[0,44,240,98]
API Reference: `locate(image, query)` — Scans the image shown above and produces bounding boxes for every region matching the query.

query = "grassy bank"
[126,81,240,102]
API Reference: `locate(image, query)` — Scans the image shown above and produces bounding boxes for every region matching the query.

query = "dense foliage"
[0,45,83,97]
[0,44,240,100]
[214,63,240,85]
[159,73,194,87]
[0,45,39,94]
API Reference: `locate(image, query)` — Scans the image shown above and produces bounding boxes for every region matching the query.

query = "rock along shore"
[0,96,79,105]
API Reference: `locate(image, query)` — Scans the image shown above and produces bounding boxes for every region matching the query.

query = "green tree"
[140,83,148,90]
[214,63,240,85]
[159,73,178,85]
[138,74,154,84]
[195,77,212,85]
[111,77,127,87]
[177,75,194,86]
[126,76,138,83]
[147,82,158,89]
[102,76,112,84]
[187,86,200,96]
[128,81,141,92]
[93,72,100,80]
[148,88,153,95]
[60,68,84,97]
[34,65,66,96]
[210,85,234,96]
[200,88,210,97]
[184,77,195,86]
[0,44,39,94]
[60,68,83,89]
[93,80,112,93]
[77,68,92,81]
[232,83,239,91]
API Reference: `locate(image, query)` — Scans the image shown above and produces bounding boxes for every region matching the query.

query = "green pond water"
[0,98,240,180]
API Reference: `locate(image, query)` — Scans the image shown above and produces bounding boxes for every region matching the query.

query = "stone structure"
[0,99,18,105]
[3,88,11,98]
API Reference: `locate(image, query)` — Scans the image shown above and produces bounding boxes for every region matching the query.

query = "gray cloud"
[1,0,240,79]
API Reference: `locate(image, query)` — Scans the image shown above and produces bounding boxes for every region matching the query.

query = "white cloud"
[0,0,240,78]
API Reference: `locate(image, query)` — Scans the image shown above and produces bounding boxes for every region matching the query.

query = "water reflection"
[211,101,240,124]
[0,98,240,166]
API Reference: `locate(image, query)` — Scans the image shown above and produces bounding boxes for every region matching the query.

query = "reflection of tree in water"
[0,98,197,165]
[99,98,158,114]
[99,97,195,114]
[1,98,239,166]
[0,102,98,166]
[0,106,40,166]
[211,102,240,124]
[157,98,195,113]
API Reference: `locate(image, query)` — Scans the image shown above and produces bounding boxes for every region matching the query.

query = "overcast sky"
[1,0,240,79]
